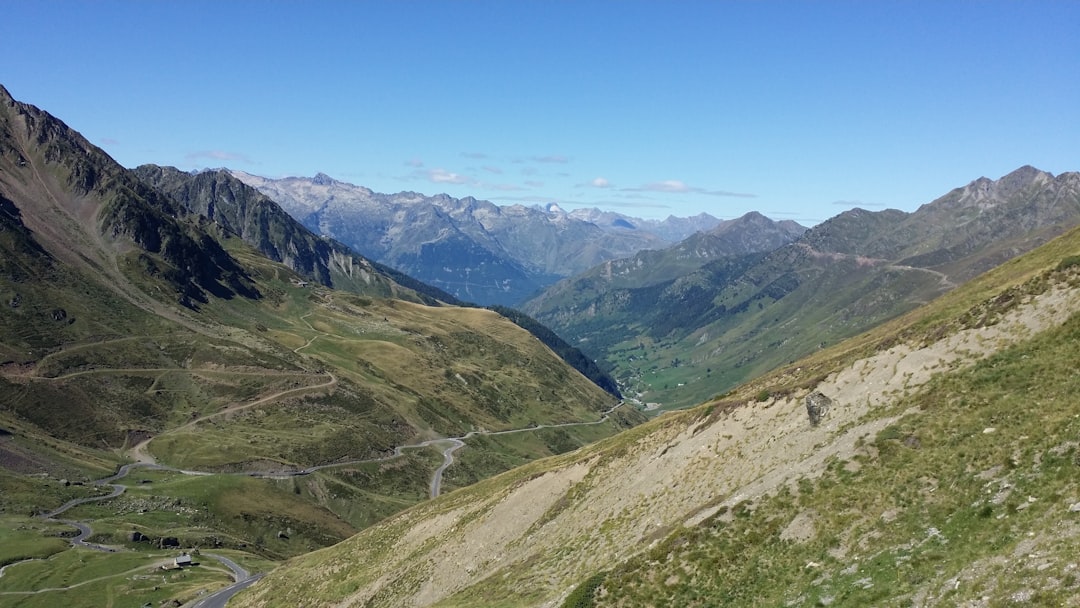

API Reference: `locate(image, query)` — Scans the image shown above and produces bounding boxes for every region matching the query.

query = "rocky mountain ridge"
[0,84,259,312]
[231,170,722,305]
[132,165,458,305]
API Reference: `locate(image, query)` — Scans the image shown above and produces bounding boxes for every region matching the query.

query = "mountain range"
[231,170,726,306]
[130,164,459,306]
[523,165,1080,408]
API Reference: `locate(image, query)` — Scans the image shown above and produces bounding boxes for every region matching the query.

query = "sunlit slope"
[0,83,618,467]
[1,84,627,565]
[231,224,1080,607]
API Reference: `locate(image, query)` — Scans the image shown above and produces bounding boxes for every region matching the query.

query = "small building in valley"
[174,553,192,567]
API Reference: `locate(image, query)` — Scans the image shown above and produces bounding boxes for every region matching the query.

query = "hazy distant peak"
[312,172,335,186]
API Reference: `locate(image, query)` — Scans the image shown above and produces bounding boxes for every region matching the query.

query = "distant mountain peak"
[312,172,335,186]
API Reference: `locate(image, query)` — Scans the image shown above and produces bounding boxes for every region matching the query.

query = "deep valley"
[2,81,1079,608]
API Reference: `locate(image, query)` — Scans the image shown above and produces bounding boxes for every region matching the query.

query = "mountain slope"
[132,165,620,393]
[230,222,1080,608]
[525,167,1080,408]
[132,164,459,305]
[523,211,805,316]
[0,85,259,314]
[231,171,679,306]
[0,85,635,571]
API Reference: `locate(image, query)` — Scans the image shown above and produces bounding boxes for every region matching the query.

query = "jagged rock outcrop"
[0,84,260,308]
[805,391,832,426]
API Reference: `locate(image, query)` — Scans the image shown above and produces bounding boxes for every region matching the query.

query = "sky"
[2,1,1077,225]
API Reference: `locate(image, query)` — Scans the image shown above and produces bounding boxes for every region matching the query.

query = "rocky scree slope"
[231,224,1080,608]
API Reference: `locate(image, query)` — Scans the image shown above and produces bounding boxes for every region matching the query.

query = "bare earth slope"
[232,226,1080,607]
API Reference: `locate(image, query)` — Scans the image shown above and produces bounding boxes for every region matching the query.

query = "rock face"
[133,165,458,306]
[805,391,833,426]
[0,84,261,309]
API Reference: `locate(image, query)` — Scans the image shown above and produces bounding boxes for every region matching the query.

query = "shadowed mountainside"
[132,164,460,306]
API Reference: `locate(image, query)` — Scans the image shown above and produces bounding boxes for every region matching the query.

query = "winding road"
[188,553,264,608]
[1,461,264,605]
[429,439,465,498]
[261,400,628,498]
[4,392,627,603]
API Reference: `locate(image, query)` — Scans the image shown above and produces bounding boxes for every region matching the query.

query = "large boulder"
[805,391,833,426]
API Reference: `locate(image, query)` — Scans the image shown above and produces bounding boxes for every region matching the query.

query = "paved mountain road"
[186,553,263,608]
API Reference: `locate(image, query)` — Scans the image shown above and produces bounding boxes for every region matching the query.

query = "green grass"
[225,226,1080,608]
[301,449,445,529]
[591,308,1080,606]
[0,517,71,567]
[61,471,357,560]
[0,173,648,605]
[0,547,234,608]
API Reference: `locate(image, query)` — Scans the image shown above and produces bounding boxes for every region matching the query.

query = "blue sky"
[2,1,1077,224]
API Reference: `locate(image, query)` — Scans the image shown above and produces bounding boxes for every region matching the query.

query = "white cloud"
[428,168,470,184]
[185,150,253,164]
[532,154,569,164]
[591,177,611,188]
[643,179,692,193]
[626,180,756,198]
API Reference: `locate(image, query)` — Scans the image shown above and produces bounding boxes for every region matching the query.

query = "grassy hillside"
[229,224,1080,607]
[0,85,643,606]
[526,168,1080,410]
